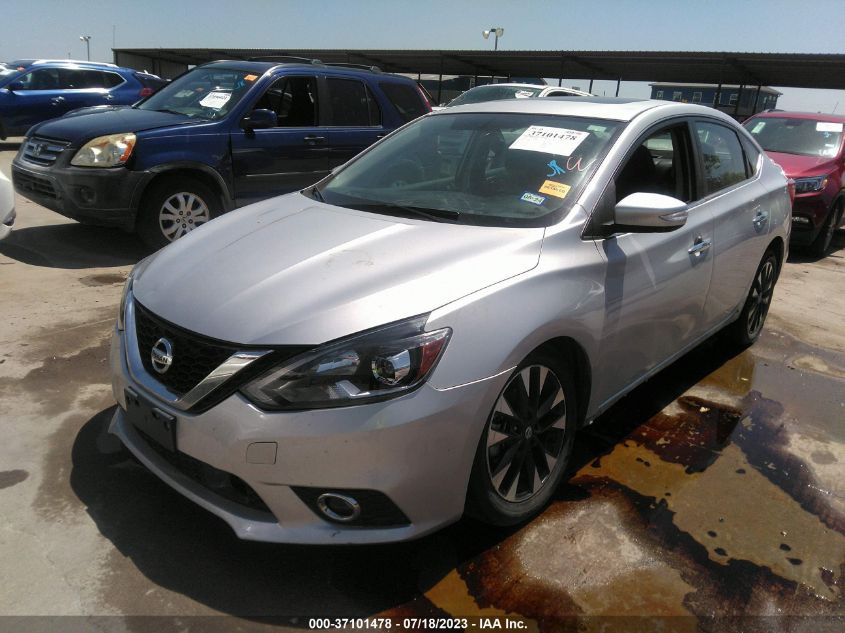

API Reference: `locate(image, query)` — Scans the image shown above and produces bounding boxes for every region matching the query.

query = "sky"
[2,0,845,112]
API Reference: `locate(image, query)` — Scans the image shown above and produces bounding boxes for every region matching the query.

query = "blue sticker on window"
[521,192,546,205]
[546,159,566,177]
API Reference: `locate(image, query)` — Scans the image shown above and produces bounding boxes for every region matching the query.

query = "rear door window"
[693,121,749,195]
[326,78,380,126]
[378,82,428,122]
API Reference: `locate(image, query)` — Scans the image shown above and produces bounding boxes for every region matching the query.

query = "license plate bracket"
[125,387,177,452]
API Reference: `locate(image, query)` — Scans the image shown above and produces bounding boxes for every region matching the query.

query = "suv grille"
[134,301,239,396]
[22,136,71,166]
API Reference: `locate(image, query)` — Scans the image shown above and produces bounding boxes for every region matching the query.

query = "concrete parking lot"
[0,140,843,631]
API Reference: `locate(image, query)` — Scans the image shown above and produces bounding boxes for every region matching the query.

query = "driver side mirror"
[614,192,688,232]
[240,108,276,131]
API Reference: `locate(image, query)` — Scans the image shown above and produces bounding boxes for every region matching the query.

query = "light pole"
[79,35,91,61]
[482,27,504,51]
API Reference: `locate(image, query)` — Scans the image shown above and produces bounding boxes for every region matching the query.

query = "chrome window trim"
[124,291,271,411]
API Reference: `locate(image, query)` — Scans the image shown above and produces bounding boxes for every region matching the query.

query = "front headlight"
[793,175,829,194]
[116,273,134,331]
[241,316,451,410]
[71,132,136,167]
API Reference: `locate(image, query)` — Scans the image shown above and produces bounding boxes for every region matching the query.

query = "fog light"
[791,215,810,224]
[78,186,95,204]
[316,493,361,522]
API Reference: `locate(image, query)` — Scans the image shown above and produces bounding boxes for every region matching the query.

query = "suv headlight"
[71,132,136,167]
[241,316,451,410]
[116,274,133,331]
[793,176,829,194]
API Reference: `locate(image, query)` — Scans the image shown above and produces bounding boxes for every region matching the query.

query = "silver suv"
[109,98,790,544]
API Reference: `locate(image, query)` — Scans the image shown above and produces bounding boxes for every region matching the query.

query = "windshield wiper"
[308,186,325,202]
[355,202,460,223]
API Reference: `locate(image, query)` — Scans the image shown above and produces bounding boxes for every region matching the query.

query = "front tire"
[466,351,577,526]
[729,249,779,347]
[807,201,841,258]
[137,178,221,249]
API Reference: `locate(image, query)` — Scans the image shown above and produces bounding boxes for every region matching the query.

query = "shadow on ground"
[787,229,845,264]
[67,329,752,618]
[0,222,150,268]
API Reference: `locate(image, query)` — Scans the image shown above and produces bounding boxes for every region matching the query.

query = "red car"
[743,111,845,256]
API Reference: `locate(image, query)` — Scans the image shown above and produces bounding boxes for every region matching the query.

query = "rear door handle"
[303,135,326,145]
[103,93,115,101]
[51,96,65,105]
[688,236,712,257]
[753,208,769,228]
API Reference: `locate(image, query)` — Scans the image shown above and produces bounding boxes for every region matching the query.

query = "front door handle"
[51,96,65,105]
[303,135,326,145]
[753,208,769,229]
[688,236,712,257]
[103,93,115,101]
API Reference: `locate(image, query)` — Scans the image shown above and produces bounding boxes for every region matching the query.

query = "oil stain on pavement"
[383,332,845,629]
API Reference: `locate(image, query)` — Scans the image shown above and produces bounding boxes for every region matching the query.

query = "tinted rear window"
[378,82,428,122]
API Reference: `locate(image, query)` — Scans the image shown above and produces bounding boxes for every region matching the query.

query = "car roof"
[749,110,845,123]
[470,83,546,90]
[439,97,689,122]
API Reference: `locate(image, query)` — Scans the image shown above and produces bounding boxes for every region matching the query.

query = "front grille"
[14,169,57,198]
[137,427,274,517]
[22,136,70,166]
[134,301,239,396]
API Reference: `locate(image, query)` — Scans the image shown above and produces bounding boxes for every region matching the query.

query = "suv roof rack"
[30,59,119,68]
[248,55,324,66]
[325,62,382,73]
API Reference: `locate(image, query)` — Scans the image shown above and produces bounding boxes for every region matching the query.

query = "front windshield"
[745,117,844,158]
[317,112,622,227]
[449,85,542,107]
[136,67,260,119]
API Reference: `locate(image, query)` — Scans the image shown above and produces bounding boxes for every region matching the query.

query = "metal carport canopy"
[112,48,845,89]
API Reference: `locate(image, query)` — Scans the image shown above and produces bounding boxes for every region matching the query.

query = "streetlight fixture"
[482,27,504,51]
[79,35,91,61]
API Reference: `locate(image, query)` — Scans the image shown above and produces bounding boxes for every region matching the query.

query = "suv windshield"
[136,67,259,119]
[449,85,542,106]
[317,112,622,227]
[745,117,844,158]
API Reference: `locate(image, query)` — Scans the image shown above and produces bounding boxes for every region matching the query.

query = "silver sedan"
[109,97,791,543]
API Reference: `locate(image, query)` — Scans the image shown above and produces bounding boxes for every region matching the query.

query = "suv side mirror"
[241,109,276,130]
[6,81,24,92]
[614,192,688,232]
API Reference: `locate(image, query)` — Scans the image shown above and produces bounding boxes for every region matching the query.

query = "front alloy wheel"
[467,352,576,526]
[159,191,211,241]
[487,366,568,502]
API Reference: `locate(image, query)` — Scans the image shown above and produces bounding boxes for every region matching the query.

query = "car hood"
[29,107,200,143]
[764,151,838,178]
[133,194,545,345]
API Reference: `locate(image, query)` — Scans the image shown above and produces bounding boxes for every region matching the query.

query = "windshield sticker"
[244,74,258,82]
[515,90,534,99]
[587,124,607,133]
[546,159,566,177]
[816,122,844,133]
[566,155,595,172]
[751,121,766,134]
[521,192,546,205]
[539,180,571,199]
[199,91,232,109]
[174,89,195,98]
[510,125,589,156]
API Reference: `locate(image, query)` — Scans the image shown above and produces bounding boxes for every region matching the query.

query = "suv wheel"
[808,201,842,258]
[467,351,576,526]
[137,177,221,249]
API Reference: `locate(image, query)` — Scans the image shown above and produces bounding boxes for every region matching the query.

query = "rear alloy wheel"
[137,177,221,249]
[808,201,841,258]
[730,250,778,347]
[467,352,576,526]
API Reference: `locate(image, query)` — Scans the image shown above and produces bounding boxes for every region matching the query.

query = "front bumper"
[12,157,149,229]
[109,325,507,544]
[789,193,832,245]
[0,207,13,241]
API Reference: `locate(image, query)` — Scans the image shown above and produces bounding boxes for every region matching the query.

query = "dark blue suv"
[11,59,431,247]
[0,59,165,139]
